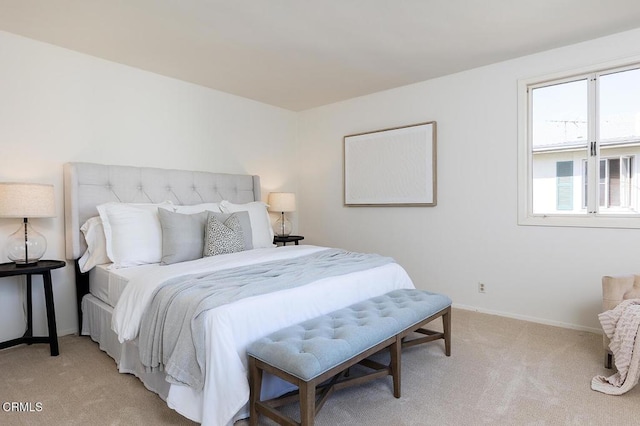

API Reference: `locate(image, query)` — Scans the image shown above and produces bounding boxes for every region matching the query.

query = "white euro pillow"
[78,216,111,272]
[96,202,170,268]
[219,200,275,249]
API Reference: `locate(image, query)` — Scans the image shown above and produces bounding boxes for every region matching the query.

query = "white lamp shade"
[268,192,296,212]
[0,183,56,218]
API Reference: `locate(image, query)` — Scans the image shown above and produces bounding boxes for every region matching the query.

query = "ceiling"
[1,1,640,111]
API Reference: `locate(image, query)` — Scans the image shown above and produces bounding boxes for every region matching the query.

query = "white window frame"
[518,56,640,229]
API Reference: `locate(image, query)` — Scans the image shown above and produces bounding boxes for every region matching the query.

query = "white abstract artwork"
[344,122,437,206]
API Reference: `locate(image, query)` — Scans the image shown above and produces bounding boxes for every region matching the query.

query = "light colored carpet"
[1,308,638,425]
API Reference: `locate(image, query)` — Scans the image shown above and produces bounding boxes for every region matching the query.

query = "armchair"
[601,274,640,368]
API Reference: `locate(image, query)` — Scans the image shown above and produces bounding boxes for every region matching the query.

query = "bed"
[63,162,415,426]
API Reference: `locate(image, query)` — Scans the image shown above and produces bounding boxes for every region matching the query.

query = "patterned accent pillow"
[203,213,245,256]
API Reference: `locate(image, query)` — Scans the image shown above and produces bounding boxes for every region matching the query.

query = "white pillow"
[163,202,222,214]
[219,200,275,248]
[78,216,111,273]
[96,202,170,268]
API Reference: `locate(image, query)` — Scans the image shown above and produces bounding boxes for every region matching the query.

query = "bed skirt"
[81,295,173,395]
[81,294,291,424]
[82,295,217,422]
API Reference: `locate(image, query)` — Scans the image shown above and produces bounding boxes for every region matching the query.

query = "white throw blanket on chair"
[592,299,640,395]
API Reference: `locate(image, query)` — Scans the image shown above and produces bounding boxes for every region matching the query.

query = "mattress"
[88,264,136,307]
[88,262,174,307]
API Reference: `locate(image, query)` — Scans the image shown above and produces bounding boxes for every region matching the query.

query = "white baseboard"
[452,303,603,335]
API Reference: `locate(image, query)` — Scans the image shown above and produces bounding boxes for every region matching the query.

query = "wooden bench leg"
[249,357,262,426]
[443,307,451,356]
[390,335,401,398]
[300,380,316,426]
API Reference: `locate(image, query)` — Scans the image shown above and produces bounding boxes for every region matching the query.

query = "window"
[518,60,640,228]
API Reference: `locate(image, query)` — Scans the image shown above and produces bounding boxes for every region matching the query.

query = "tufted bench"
[247,288,452,426]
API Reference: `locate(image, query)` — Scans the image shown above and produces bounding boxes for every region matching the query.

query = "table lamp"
[0,183,56,266]
[267,192,296,237]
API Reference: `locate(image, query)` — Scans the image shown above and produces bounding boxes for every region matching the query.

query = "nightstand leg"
[25,274,33,340]
[42,271,59,356]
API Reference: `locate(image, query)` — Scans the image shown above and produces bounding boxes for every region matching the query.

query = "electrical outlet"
[478,282,486,293]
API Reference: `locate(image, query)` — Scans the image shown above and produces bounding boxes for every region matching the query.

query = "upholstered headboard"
[63,162,261,260]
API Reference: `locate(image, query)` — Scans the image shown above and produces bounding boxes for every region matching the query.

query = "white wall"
[4,25,640,343]
[0,31,298,341]
[297,28,640,332]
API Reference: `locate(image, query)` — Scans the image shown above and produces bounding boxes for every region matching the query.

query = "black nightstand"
[273,235,304,246]
[0,260,65,356]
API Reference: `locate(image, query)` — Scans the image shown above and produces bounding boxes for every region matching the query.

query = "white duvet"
[110,245,415,426]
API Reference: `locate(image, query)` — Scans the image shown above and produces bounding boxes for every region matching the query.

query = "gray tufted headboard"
[63,162,261,260]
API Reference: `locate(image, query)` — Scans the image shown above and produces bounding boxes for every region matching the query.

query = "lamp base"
[274,213,292,237]
[5,220,47,266]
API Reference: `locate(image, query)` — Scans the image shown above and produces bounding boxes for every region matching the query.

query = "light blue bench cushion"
[247,289,451,381]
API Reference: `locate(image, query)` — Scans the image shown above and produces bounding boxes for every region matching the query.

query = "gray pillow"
[209,211,253,250]
[158,209,208,265]
[203,213,245,256]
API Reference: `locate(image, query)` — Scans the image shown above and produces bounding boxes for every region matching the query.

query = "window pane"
[599,68,640,141]
[532,79,588,149]
[531,79,587,214]
[599,68,640,214]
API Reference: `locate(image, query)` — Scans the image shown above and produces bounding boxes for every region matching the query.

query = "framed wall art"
[344,121,437,206]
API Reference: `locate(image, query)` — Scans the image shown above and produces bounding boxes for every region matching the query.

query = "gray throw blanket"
[138,248,394,390]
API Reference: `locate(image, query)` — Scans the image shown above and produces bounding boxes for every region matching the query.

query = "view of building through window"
[529,66,640,216]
